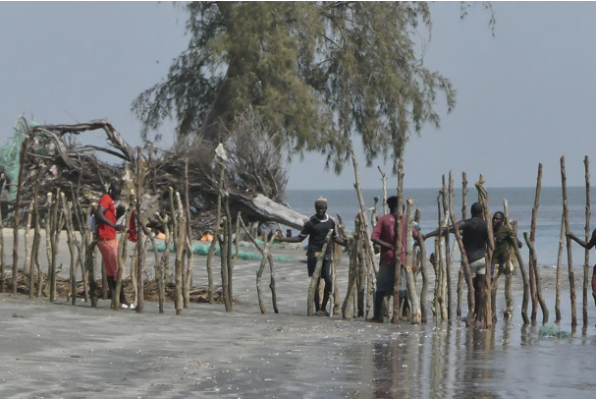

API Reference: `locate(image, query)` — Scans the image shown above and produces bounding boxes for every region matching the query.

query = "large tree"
[132,1,494,173]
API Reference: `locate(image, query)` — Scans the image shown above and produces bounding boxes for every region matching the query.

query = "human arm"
[371,217,394,251]
[423,220,464,241]
[95,205,126,232]
[567,229,596,249]
[275,221,310,244]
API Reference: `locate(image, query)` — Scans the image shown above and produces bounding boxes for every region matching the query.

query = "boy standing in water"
[275,197,346,316]
[567,229,596,304]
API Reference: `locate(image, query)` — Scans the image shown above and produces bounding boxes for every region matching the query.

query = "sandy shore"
[0,229,594,398]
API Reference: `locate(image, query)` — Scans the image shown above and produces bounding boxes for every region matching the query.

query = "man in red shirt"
[369,196,418,323]
[96,183,135,310]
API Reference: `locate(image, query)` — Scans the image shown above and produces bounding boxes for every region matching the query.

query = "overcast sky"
[0,2,594,190]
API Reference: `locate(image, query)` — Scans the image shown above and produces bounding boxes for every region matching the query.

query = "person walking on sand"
[275,197,346,316]
[566,229,596,305]
[96,183,135,310]
[369,196,419,323]
[423,202,489,327]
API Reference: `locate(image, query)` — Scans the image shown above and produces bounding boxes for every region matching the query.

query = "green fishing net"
[146,241,293,262]
[538,323,571,339]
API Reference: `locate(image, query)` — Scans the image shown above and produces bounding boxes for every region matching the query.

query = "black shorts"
[307,257,332,278]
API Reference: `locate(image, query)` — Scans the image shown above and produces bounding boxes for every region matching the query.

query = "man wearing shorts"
[424,202,489,326]
[567,229,596,305]
[275,197,346,316]
[96,183,135,310]
[369,196,419,323]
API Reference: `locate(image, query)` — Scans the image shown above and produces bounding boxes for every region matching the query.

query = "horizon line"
[286,185,590,191]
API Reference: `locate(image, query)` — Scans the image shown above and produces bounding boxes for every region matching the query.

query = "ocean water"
[285,187,596,268]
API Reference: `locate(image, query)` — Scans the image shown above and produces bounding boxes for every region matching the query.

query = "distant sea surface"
[284,187,596,268]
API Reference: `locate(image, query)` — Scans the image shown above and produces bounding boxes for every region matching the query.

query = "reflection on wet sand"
[363,314,594,399]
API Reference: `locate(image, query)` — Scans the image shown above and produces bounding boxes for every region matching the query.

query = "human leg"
[369,264,395,322]
[320,260,333,314]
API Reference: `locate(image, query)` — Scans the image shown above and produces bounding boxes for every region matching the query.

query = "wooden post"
[206,162,225,304]
[511,220,530,324]
[24,202,33,296]
[528,163,548,324]
[350,150,377,273]
[85,206,99,308]
[555,213,564,323]
[23,202,33,276]
[242,221,277,314]
[448,178,475,324]
[156,213,170,313]
[582,156,590,329]
[48,189,61,302]
[502,200,514,320]
[378,166,388,216]
[32,188,42,298]
[307,229,333,316]
[392,162,405,324]
[184,159,194,308]
[135,147,145,314]
[524,232,549,324]
[172,190,186,315]
[223,188,234,311]
[12,136,28,294]
[456,172,468,317]
[342,215,360,319]
[267,253,279,314]
[441,175,452,321]
[115,207,131,311]
[0,189,4,293]
[60,195,77,305]
[69,182,89,303]
[474,176,494,329]
[561,156,576,328]
[404,199,420,324]
[528,164,543,325]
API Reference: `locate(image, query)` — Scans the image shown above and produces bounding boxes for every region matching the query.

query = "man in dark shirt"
[276,197,346,316]
[423,202,489,326]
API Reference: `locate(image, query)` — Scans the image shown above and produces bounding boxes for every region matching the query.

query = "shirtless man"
[567,229,596,304]
[423,202,488,326]
[275,197,346,316]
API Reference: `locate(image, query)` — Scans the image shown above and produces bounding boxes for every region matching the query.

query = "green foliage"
[133,2,494,173]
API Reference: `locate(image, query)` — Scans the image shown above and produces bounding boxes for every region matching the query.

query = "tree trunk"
[307,229,333,316]
[392,162,405,324]
[561,156,576,328]
[183,159,194,308]
[60,195,77,305]
[511,220,530,324]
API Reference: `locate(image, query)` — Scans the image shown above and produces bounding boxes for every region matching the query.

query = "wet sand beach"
[0,230,594,398]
